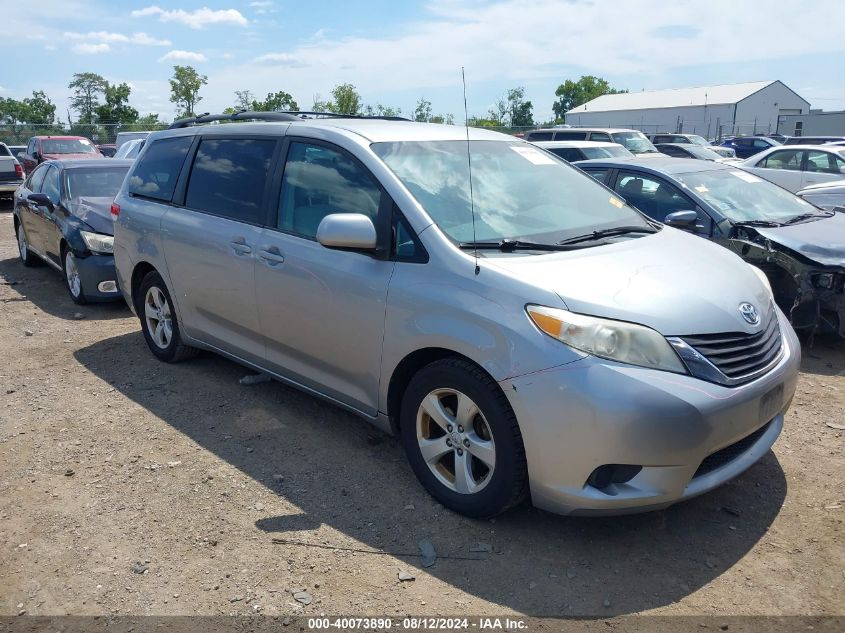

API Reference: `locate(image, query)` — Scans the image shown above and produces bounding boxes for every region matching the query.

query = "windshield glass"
[686,146,723,160]
[42,138,98,155]
[687,135,709,147]
[64,167,129,200]
[612,132,659,154]
[372,140,651,244]
[582,145,633,159]
[676,168,818,222]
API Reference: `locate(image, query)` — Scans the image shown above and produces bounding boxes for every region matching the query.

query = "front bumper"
[500,309,800,515]
[75,253,122,302]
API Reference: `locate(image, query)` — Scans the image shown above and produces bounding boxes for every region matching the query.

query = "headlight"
[748,264,772,294]
[526,305,687,373]
[80,230,114,254]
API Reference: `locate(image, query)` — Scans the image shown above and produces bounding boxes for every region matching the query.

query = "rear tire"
[400,358,528,518]
[16,223,39,268]
[136,271,199,362]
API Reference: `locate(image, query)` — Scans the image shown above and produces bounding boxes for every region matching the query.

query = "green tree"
[311,93,329,113]
[413,97,432,122]
[169,65,208,118]
[234,90,255,111]
[329,83,361,115]
[253,90,298,112]
[552,75,627,121]
[68,72,108,124]
[0,97,26,124]
[488,95,508,125]
[23,91,57,125]
[506,87,533,127]
[94,83,138,124]
[363,103,402,117]
[136,113,164,127]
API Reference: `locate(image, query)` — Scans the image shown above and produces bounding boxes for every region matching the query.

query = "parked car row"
[11,112,843,520]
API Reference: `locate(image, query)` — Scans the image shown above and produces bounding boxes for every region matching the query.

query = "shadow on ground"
[800,335,845,377]
[74,331,788,616]
[0,256,129,321]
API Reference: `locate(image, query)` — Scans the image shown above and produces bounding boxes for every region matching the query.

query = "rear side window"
[128,136,192,202]
[185,138,276,224]
[553,131,588,140]
[278,142,381,239]
[526,131,554,141]
[548,148,584,162]
[581,168,610,184]
[588,132,612,142]
[41,166,61,204]
[0,145,10,157]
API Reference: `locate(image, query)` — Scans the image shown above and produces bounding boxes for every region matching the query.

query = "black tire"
[16,222,40,268]
[136,271,199,362]
[400,358,529,518]
[62,248,89,305]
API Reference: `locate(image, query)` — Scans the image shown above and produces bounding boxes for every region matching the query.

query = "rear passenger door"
[802,150,845,188]
[159,135,278,364]
[255,139,395,415]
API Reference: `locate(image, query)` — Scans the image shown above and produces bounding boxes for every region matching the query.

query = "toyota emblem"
[739,302,760,325]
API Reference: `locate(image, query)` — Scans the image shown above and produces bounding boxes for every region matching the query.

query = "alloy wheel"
[144,286,173,349]
[415,388,496,494]
[65,252,82,298]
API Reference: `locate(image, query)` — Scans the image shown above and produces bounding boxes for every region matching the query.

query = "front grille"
[693,420,772,478]
[681,309,782,382]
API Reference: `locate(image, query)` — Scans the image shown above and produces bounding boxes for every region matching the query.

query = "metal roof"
[567,81,778,114]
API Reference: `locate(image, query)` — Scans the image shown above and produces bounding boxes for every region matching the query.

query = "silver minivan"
[113,114,800,518]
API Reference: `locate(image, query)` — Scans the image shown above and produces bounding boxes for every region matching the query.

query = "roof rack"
[169,110,411,129]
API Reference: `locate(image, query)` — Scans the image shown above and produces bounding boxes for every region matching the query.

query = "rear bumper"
[500,308,801,515]
[76,253,122,302]
[0,181,23,194]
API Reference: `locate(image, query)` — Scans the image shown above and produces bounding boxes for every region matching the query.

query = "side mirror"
[664,210,699,230]
[28,193,54,210]
[316,213,378,250]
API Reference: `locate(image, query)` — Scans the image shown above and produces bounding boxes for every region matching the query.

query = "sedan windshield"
[686,146,724,161]
[372,140,652,244]
[676,168,819,223]
[582,145,634,159]
[613,132,659,154]
[64,167,129,200]
[687,135,709,147]
[42,138,98,154]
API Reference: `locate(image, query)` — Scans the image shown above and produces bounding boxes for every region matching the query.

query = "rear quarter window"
[128,136,192,202]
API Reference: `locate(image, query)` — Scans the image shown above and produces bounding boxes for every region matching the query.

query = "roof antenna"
[462,67,480,276]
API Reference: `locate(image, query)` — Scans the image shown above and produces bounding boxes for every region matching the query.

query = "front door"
[256,140,394,415]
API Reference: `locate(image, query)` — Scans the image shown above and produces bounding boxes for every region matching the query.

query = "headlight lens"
[749,264,772,294]
[526,305,687,374]
[80,230,114,254]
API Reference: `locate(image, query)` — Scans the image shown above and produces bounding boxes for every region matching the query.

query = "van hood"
[751,212,845,267]
[68,197,114,235]
[483,227,771,336]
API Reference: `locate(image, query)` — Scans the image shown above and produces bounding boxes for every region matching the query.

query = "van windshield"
[372,140,651,244]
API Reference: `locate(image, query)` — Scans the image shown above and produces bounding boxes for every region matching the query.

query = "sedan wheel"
[17,224,38,267]
[64,251,86,303]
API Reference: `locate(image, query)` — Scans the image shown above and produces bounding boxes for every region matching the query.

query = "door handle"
[230,239,252,256]
[258,248,285,266]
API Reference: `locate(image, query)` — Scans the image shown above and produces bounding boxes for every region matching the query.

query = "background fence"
[0,123,170,146]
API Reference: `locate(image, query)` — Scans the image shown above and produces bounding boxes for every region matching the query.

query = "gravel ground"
[1,206,843,619]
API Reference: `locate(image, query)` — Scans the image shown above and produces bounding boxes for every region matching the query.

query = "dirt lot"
[0,206,843,620]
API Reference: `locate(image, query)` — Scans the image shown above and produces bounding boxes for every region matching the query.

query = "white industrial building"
[565,80,810,139]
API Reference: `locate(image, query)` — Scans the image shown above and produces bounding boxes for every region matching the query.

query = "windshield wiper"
[734,219,784,228]
[557,225,657,246]
[783,211,833,225]
[458,239,584,252]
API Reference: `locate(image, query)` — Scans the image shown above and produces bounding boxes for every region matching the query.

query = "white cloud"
[158,50,208,63]
[252,53,303,67]
[64,31,171,46]
[44,44,57,51]
[72,43,110,55]
[132,5,248,29]
[249,1,273,7]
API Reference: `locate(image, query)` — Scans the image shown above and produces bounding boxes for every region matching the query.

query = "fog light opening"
[587,464,643,491]
[98,280,118,293]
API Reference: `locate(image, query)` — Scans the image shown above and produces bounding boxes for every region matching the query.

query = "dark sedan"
[13,159,132,304]
[577,156,845,338]
[719,136,779,158]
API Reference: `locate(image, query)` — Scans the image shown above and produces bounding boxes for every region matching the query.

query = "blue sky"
[5,0,845,123]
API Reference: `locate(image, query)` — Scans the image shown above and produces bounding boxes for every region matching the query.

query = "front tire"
[136,271,198,362]
[63,250,88,305]
[400,358,528,518]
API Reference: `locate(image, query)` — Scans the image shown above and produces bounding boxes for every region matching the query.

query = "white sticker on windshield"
[694,185,709,193]
[731,170,763,183]
[510,145,557,165]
